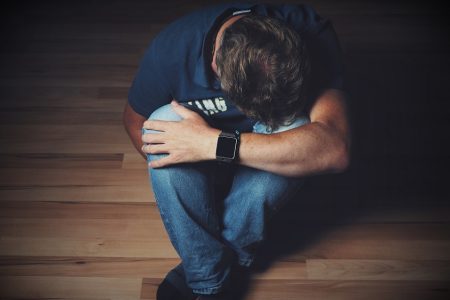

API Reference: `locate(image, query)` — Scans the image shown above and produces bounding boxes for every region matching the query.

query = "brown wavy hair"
[216,14,310,131]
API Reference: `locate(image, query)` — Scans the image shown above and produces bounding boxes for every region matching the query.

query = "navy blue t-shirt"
[128,3,344,132]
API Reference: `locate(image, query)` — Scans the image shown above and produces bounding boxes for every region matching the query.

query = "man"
[123,3,350,299]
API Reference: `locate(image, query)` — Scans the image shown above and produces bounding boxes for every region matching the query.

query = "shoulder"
[255,3,330,37]
[152,4,244,47]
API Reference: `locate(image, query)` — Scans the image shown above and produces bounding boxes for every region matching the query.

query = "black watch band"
[216,130,240,163]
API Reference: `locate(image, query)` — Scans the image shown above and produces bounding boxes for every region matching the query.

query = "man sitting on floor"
[123,3,350,299]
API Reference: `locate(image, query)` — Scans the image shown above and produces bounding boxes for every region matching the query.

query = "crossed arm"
[123,88,351,178]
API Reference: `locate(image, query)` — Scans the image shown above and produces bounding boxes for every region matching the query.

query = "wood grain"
[0,185,154,203]
[1,0,449,299]
[0,276,142,300]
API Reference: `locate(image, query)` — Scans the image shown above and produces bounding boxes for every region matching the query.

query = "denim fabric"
[142,104,310,295]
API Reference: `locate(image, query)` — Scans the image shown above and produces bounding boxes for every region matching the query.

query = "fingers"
[170,100,197,119]
[142,120,172,131]
[141,143,168,155]
[141,131,166,144]
[148,155,178,169]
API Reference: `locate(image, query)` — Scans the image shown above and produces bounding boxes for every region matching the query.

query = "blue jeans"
[143,104,310,295]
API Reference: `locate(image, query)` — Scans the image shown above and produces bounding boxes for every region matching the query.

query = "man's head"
[214,14,310,130]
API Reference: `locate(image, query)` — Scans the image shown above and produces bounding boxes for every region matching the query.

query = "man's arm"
[142,88,351,177]
[123,102,147,160]
[238,88,351,177]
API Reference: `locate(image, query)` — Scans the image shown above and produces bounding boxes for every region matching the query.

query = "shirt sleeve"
[303,21,345,112]
[307,22,345,91]
[274,4,345,110]
[283,4,345,91]
[128,39,172,118]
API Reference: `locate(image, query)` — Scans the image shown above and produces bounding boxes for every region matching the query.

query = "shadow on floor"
[229,175,362,299]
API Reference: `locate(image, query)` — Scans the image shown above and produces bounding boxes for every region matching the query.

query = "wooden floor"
[1,0,449,299]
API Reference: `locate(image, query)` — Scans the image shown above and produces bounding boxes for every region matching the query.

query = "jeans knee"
[142,104,183,163]
[142,104,182,135]
[253,115,310,134]
[230,169,304,214]
[150,104,182,122]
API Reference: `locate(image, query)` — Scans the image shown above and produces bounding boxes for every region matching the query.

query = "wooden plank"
[0,237,177,258]
[0,218,169,240]
[2,58,137,76]
[0,258,299,284]
[0,86,125,112]
[275,203,450,224]
[0,111,123,125]
[0,185,154,203]
[123,152,147,169]
[0,70,135,87]
[0,153,124,168]
[0,276,141,300]
[0,125,135,153]
[307,259,450,281]
[0,201,159,219]
[0,168,149,187]
[285,239,450,261]
[141,278,450,300]
[242,279,450,300]
[0,53,140,67]
[141,278,159,300]
[303,223,450,241]
[252,260,307,280]
[4,23,162,40]
[98,86,132,100]
[0,256,180,278]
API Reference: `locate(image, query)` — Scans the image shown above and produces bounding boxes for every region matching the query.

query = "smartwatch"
[216,130,240,163]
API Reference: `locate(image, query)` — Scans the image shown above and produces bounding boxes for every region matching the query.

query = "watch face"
[217,136,237,159]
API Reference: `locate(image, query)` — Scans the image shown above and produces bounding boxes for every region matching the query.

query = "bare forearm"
[125,123,147,160]
[123,102,147,160]
[239,121,349,177]
[239,89,351,177]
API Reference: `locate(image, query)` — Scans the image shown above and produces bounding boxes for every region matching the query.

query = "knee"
[142,104,183,163]
[235,170,304,210]
[142,104,182,135]
[149,104,182,122]
[253,116,310,134]
[245,173,290,203]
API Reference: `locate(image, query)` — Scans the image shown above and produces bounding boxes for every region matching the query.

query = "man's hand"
[142,101,220,168]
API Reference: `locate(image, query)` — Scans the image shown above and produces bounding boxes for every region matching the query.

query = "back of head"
[216,14,310,131]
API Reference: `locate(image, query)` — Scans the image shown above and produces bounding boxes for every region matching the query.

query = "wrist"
[205,128,221,160]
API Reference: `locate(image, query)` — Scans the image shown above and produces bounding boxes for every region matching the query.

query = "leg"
[144,104,235,295]
[221,116,311,266]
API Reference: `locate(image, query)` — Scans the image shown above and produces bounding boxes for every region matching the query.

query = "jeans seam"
[148,161,182,253]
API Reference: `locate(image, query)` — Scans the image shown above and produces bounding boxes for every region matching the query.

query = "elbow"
[333,148,350,173]
[122,105,128,129]
[122,105,130,130]
[330,137,351,173]
[288,144,350,178]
